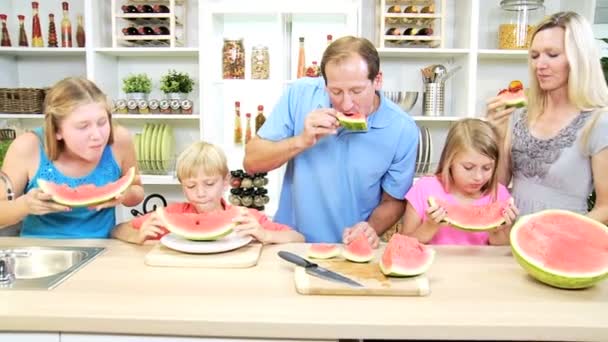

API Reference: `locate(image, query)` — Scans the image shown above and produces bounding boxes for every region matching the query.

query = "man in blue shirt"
[244,36,418,246]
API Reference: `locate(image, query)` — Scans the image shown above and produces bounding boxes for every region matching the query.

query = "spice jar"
[251,45,269,79]
[159,99,171,114]
[222,38,245,79]
[498,0,544,50]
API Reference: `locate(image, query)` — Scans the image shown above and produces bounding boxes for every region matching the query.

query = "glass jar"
[222,38,245,79]
[498,0,544,50]
[251,45,270,80]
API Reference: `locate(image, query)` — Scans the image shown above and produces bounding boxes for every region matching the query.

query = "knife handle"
[278,251,317,268]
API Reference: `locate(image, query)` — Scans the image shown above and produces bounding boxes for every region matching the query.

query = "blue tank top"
[21,128,122,238]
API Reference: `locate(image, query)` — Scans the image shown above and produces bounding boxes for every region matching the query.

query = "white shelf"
[412,116,461,122]
[378,47,469,58]
[0,114,44,119]
[140,175,179,185]
[95,48,198,57]
[0,47,86,57]
[477,49,529,60]
[112,114,200,120]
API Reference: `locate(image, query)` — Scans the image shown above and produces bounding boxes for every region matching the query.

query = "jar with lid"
[222,38,245,79]
[251,45,269,80]
[498,0,544,50]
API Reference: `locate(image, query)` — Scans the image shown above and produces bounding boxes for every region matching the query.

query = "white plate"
[160,232,253,254]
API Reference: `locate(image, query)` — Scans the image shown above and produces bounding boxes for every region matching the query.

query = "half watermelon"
[510,210,608,289]
[427,196,509,231]
[307,243,341,259]
[37,166,136,207]
[343,232,374,263]
[380,234,434,277]
[156,206,239,241]
[337,112,367,131]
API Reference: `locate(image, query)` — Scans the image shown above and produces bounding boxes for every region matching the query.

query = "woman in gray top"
[487,11,608,221]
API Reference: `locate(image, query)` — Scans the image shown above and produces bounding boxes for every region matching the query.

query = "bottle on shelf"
[153,26,170,35]
[17,15,28,47]
[137,26,155,36]
[137,5,154,14]
[255,105,266,133]
[153,5,170,13]
[122,26,139,36]
[61,1,72,47]
[121,5,139,14]
[76,15,85,47]
[296,37,306,79]
[31,2,43,47]
[245,112,252,143]
[47,13,58,47]
[234,101,243,145]
[305,61,320,77]
[0,14,11,47]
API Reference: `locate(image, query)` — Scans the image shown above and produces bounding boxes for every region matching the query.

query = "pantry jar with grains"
[498,0,544,49]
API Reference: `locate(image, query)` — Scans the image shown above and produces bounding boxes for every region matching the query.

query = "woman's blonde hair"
[43,77,114,160]
[176,141,229,182]
[435,119,501,199]
[527,11,608,152]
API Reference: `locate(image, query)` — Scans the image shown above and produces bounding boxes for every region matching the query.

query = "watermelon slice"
[427,196,510,231]
[511,210,608,289]
[343,232,374,263]
[337,112,367,131]
[156,206,239,241]
[307,243,341,259]
[380,234,435,277]
[37,166,136,207]
[497,80,527,108]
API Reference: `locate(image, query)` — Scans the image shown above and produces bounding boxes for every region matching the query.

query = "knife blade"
[278,251,363,288]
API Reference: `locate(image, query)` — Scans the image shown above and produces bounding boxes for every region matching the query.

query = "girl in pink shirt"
[112,141,304,245]
[402,119,519,245]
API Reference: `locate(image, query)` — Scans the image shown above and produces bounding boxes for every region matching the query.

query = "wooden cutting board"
[144,242,262,268]
[294,259,430,296]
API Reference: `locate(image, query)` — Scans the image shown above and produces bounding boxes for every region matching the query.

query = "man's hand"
[298,108,340,148]
[342,221,380,249]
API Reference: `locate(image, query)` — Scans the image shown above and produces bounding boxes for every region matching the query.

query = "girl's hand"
[22,188,71,215]
[425,203,447,226]
[136,212,166,244]
[90,194,124,211]
[502,199,519,226]
[342,222,380,249]
[232,209,269,243]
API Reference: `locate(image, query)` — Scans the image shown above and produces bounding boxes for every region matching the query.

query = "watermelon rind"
[427,196,507,231]
[307,244,341,259]
[342,249,374,263]
[37,166,136,207]
[156,207,235,241]
[337,114,368,131]
[510,210,608,289]
[379,249,435,277]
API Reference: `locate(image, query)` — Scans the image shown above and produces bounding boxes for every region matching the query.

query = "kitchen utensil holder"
[422,82,444,117]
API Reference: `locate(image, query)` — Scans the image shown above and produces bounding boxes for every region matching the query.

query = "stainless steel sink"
[0,246,105,290]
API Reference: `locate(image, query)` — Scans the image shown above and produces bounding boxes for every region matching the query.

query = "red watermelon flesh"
[514,212,608,274]
[37,166,136,207]
[342,232,374,263]
[307,243,341,259]
[428,196,509,231]
[380,234,434,276]
[157,206,239,241]
[497,87,527,108]
[337,112,368,131]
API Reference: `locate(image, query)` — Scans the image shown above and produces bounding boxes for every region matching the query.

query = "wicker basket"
[0,88,46,114]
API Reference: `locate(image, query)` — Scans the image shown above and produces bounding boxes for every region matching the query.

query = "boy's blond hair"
[435,118,501,200]
[176,141,229,182]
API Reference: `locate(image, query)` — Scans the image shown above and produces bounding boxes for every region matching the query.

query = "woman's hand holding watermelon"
[21,188,71,215]
[342,222,379,249]
[485,96,516,137]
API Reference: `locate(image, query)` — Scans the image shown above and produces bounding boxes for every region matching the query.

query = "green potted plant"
[160,69,195,100]
[122,73,152,100]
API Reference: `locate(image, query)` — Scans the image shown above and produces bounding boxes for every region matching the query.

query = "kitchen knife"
[278,251,363,288]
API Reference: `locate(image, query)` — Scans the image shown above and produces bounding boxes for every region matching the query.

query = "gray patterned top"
[510,109,608,215]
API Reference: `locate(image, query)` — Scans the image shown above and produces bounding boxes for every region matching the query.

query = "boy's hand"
[136,212,166,244]
[233,209,269,243]
[342,222,379,249]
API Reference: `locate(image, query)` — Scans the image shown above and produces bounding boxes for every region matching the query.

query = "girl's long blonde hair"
[527,11,608,153]
[43,77,114,160]
[435,119,501,200]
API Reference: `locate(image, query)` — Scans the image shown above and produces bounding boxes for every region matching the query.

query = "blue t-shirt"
[20,128,122,238]
[258,77,418,242]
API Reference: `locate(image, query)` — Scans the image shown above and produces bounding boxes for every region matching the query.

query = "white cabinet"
[0,333,59,342]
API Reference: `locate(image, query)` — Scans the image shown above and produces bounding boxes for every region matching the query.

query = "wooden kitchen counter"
[0,237,606,341]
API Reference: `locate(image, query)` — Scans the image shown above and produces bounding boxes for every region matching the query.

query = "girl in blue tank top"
[0,77,144,238]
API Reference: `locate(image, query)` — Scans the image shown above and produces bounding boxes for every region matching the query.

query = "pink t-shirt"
[405,176,512,245]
